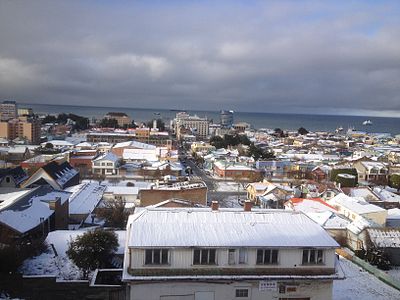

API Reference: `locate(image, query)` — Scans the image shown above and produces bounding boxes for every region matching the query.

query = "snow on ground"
[100,179,151,188]
[220,195,243,208]
[333,257,400,300]
[387,266,400,283]
[20,229,126,280]
[215,181,245,192]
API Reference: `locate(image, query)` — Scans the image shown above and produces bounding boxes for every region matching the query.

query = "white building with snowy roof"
[65,182,106,223]
[328,193,387,226]
[122,205,340,300]
[92,152,120,176]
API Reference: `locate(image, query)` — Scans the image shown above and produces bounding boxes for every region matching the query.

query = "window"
[228,249,236,265]
[302,249,323,264]
[193,249,216,265]
[256,249,278,264]
[239,248,247,264]
[145,249,169,265]
[235,289,249,298]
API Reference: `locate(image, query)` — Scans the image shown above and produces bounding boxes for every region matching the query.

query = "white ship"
[362,120,373,126]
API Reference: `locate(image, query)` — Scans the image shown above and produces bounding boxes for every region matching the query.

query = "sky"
[0,0,399,117]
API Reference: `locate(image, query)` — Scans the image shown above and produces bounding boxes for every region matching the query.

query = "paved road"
[185,159,216,191]
[183,158,247,207]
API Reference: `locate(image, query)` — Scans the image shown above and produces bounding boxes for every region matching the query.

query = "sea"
[20,103,400,136]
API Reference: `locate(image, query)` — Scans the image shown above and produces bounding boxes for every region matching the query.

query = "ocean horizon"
[20,102,400,136]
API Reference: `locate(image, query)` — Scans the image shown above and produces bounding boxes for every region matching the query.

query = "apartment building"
[123,205,340,300]
[175,112,210,140]
[0,117,41,144]
[0,100,17,121]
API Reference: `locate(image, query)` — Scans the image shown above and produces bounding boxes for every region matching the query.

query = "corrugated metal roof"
[128,208,339,248]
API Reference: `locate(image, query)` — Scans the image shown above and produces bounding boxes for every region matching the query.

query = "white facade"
[92,152,120,176]
[176,114,209,139]
[123,208,340,300]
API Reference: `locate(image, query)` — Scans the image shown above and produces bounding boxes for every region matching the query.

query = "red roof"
[289,197,337,211]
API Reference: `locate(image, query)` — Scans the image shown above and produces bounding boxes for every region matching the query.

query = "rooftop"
[127,208,339,248]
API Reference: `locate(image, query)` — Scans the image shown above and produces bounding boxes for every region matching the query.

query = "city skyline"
[0,0,399,117]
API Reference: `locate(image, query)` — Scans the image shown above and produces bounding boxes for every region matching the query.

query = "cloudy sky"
[0,0,399,117]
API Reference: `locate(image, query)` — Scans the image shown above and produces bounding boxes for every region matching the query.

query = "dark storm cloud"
[0,0,399,116]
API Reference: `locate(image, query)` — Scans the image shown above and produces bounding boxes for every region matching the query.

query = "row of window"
[93,162,114,166]
[144,248,324,265]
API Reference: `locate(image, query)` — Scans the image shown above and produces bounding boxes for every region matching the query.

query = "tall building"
[175,112,210,140]
[104,112,132,127]
[0,100,17,121]
[0,117,41,144]
[220,110,234,127]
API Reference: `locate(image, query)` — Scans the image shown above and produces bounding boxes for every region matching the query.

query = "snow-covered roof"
[0,189,32,210]
[0,186,71,234]
[123,149,158,162]
[66,182,106,215]
[349,188,380,201]
[373,187,400,202]
[387,208,400,219]
[368,228,400,248]
[93,152,119,163]
[105,186,139,195]
[113,140,156,149]
[127,208,339,248]
[144,161,183,171]
[41,140,74,147]
[347,216,380,235]
[329,193,385,215]
[307,211,350,229]
[360,161,387,170]
[214,160,254,171]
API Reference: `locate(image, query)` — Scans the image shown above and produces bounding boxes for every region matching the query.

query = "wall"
[139,187,207,206]
[128,279,333,300]
[129,248,336,271]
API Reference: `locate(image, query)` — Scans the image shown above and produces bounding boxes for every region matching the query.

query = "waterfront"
[22,102,400,136]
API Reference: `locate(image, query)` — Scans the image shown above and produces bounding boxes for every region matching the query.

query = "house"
[69,149,98,176]
[285,198,349,245]
[0,166,28,187]
[138,181,208,207]
[256,181,294,208]
[0,146,33,163]
[111,140,156,158]
[20,154,66,172]
[0,185,70,245]
[122,205,340,300]
[141,161,184,178]
[21,161,80,190]
[103,185,140,206]
[213,160,262,180]
[311,165,331,182]
[353,161,389,184]
[92,152,120,176]
[65,182,106,224]
[328,193,387,226]
[40,140,74,150]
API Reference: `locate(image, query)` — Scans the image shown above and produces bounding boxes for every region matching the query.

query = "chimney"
[244,200,252,212]
[211,201,219,211]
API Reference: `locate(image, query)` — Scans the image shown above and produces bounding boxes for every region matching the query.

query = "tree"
[67,229,118,279]
[389,174,400,191]
[96,198,130,229]
[210,136,226,149]
[100,118,119,128]
[298,127,309,135]
[248,143,275,161]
